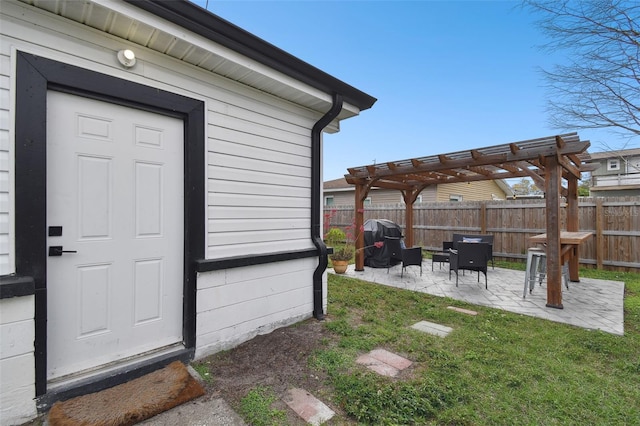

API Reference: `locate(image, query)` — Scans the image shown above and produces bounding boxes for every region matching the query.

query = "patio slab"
[411,320,453,337]
[330,262,625,335]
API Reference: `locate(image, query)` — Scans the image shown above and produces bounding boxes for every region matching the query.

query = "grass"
[238,386,287,426]
[190,360,214,384]
[309,267,640,425]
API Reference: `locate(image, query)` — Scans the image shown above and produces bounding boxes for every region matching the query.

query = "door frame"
[15,52,205,398]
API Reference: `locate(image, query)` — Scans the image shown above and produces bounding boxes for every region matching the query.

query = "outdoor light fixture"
[117,49,136,68]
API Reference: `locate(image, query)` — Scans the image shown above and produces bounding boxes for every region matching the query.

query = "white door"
[46,91,184,381]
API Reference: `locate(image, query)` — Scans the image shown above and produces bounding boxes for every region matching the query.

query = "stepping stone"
[283,388,335,426]
[447,306,478,316]
[369,348,413,370]
[411,320,453,337]
[356,348,412,377]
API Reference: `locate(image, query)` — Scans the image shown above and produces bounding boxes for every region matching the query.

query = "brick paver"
[356,349,412,377]
[447,306,478,316]
[283,388,335,426]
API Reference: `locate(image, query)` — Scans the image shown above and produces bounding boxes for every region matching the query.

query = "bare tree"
[523,1,640,146]
[511,177,542,195]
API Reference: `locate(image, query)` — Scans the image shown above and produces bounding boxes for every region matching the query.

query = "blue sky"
[190,0,629,180]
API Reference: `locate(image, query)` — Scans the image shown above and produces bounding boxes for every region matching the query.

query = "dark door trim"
[15,52,205,397]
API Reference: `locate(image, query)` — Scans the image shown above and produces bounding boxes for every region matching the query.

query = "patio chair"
[449,242,490,288]
[400,246,423,278]
[452,234,494,269]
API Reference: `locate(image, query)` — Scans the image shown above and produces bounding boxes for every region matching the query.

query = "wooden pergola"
[344,133,598,309]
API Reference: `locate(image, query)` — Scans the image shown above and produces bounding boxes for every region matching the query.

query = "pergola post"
[354,183,365,271]
[566,176,580,281]
[545,155,563,309]
[402,190,417,248]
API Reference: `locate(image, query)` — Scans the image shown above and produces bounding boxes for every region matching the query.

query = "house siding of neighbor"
[0,1,375,423]
[588,148,640,197]
[324,177,511,206]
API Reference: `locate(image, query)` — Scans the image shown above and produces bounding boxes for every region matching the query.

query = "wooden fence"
[324,197,640,271]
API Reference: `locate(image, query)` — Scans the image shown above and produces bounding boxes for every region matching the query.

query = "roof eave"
[124,0,377,111]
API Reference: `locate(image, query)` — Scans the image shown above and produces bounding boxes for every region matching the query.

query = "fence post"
[596,198,604,269]
[480,201,487,234]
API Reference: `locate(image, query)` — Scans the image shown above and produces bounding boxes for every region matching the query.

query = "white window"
[607,158,620,171]
[324,196,334,206]
[450,194,463,202]
[364,197,372,206]
[400,195,422,204]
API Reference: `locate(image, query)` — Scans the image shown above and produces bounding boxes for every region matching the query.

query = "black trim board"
[15,52,205,397]
[196,249,318,272]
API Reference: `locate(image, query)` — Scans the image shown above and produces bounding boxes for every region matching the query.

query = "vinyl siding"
[436,181,506,202]
[325,186,437,206]
[0,57,10,274]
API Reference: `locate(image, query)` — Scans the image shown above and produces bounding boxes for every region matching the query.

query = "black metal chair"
[400,246,423,277]
[449,242,490,288]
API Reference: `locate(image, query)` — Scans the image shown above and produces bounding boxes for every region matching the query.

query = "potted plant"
[329,245,354,274]
[325,227,350,274]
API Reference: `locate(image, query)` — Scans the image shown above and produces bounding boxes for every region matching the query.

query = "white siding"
[206,105,314,257]
[195,258,323,359]
[0,53,10,274]
[0,296,37,425]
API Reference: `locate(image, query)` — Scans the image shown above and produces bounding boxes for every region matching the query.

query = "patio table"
[431,251,450,271]
[528,231,592,308]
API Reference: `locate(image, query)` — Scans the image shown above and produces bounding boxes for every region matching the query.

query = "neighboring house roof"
[125,0,377,113]
[495,180,515,197]
[589,148,640,160]
[323,177,359,191]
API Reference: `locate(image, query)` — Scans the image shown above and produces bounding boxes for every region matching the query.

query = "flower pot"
[332,260,349,274]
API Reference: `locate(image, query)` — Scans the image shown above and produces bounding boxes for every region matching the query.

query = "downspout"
[311,92,343,320]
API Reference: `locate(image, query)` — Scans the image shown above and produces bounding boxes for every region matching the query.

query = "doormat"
[48,361,205,426]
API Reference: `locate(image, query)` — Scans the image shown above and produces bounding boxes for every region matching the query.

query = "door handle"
[48,246,78,257]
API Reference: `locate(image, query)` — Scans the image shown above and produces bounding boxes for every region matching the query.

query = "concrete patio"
[329,260,625,335]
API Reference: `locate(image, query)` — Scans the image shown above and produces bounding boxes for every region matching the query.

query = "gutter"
[311,93,343,320]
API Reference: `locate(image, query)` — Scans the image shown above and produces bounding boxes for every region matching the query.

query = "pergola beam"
[348,141,590,180]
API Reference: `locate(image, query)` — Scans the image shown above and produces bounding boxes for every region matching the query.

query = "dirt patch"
[20,318,351,426]
[199,317,354,425]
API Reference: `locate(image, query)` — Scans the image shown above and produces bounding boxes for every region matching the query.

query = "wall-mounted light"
[117,49,136,68]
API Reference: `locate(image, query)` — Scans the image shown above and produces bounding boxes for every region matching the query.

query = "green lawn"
[314,267,640,425]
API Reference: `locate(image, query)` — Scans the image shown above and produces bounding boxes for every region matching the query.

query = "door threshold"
[37,344,192,411]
